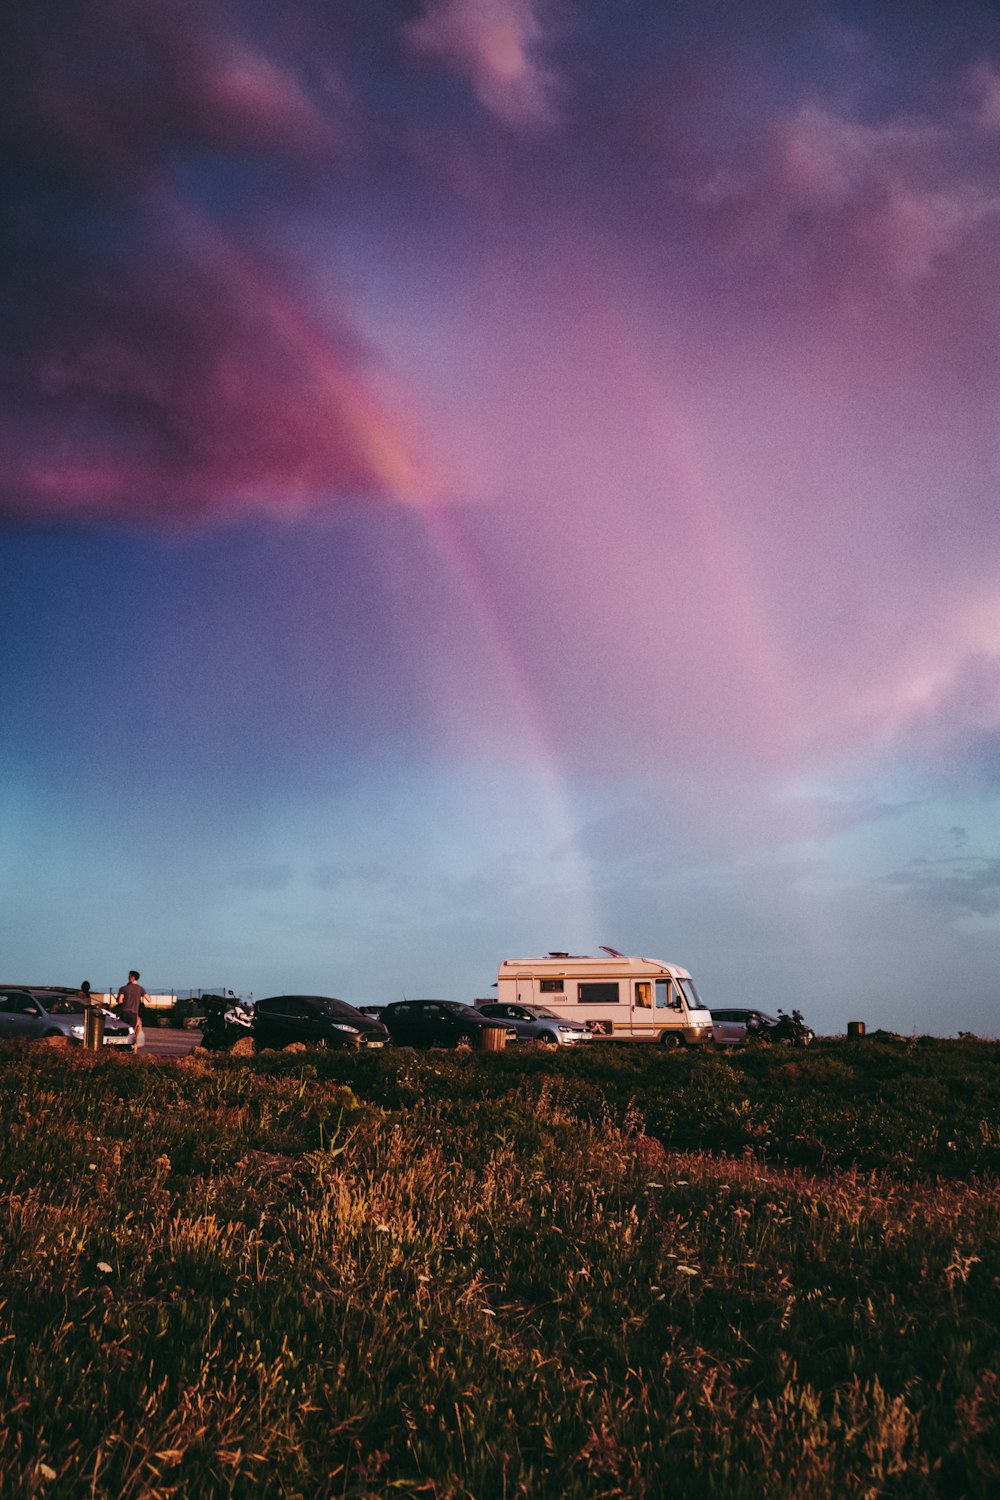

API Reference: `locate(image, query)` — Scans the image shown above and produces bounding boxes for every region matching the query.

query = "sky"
[2,0,1000,1035]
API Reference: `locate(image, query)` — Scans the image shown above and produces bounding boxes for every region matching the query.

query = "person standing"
[116,969,147,1049]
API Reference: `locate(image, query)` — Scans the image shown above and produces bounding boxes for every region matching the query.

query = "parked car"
[0,987,135,1048]
[710,1008,779,1046]
[252,994,389,1051]
[475,1001,591,1045]
[379,1000,516,1050]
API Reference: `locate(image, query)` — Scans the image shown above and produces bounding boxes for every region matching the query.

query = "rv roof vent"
[548,951,570,958]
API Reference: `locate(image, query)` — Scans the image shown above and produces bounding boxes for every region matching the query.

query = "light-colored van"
[496,951,714,1046]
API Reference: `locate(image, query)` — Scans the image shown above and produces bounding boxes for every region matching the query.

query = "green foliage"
[0,1040,997,1497]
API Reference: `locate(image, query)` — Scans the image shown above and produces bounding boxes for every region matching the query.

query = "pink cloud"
[694,101,999,291]
[405,0,559,128]
[0,1,423,524]
[0,217,425,524]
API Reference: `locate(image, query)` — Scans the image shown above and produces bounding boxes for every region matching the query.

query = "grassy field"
[0,1039,997,1497]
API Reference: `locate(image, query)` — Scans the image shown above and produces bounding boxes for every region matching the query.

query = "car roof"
[257,993,352,1006]
[0,985,77,995]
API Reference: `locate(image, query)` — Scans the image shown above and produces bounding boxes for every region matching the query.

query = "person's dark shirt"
[116,980,147,1016]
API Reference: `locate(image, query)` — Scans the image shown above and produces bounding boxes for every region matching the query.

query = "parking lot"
[141,1026,202,1059]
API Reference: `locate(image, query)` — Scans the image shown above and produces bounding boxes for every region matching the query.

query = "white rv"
[496,951,714,1046]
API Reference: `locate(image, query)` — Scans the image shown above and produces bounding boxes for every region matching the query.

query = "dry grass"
[0,1040,997,1497]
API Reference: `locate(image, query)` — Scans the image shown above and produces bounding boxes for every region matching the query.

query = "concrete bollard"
[847,1020,866,1039]
[83,1008,106,1050]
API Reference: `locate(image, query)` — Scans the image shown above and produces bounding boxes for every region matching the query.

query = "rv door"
[630,978,654,1038]
[654,977,685,1039]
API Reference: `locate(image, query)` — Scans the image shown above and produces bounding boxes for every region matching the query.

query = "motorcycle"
[199,994,254,1051]
[746,1008,814,1047]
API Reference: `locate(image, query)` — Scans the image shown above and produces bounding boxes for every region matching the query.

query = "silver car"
[0,988,135,1048]
[710,1008,777,1047]
[476,1001,592,1045]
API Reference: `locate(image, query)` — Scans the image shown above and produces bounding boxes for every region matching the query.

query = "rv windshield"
[677,978,706,1011]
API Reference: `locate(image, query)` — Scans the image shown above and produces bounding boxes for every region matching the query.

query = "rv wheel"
[659,1032,683,1048]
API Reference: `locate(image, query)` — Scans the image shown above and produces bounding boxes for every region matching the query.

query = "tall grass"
[0,1041,997,1497]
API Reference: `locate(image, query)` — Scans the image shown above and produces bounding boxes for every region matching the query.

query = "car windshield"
[316,999,362,1021]
[46,997,87,1015]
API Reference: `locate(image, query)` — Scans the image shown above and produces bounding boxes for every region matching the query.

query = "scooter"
[199,995,254,1051]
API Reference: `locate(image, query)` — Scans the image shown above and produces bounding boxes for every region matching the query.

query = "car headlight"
[329,1023,359,1033]
[70,1024,86,1036]
[557,1025,578,1032]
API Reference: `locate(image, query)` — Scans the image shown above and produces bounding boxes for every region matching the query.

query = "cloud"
[0,0,420,525]
[870,646,1000,786]
[968,59,1000,132]
[880,856,1000,919]
[693,100,1000,291]
[1,0,335,177]
[0,219,421,524]
[405,0,559,128]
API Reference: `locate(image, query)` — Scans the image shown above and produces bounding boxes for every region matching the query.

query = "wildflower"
[97,1262,113,1275]
[676,1264,699,1276]
[39,1464,57,1482]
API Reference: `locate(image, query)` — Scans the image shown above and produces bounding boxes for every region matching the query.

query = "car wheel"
[539,1031,559,1045]
[455,1034,474,1051]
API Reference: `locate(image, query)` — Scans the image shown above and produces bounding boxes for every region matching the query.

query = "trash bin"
[479,1026,507,1052]
[847,1020,866,1039]
[83,1008,105,1050]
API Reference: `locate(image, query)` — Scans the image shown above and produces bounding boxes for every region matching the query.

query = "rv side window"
[655,980,672,1009]
[578,982,619,1004]
[635,982,651,1009]
[539,979,564,993]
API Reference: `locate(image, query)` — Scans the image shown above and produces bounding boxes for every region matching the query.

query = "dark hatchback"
[252,995,390,1051]
[379,999,516,1050]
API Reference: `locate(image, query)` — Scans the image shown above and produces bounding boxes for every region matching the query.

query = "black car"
[379,999,516,1050]
[252,995,389,1051]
